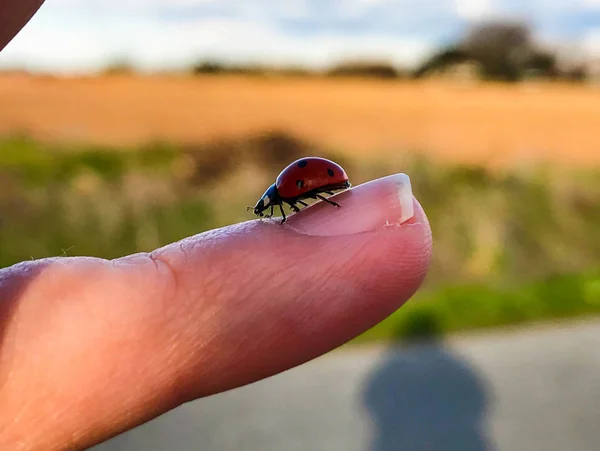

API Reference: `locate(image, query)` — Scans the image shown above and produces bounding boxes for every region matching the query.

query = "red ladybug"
[249,157,351,223]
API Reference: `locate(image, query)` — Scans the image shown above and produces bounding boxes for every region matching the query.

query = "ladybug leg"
[263,205,273,218]
[315,194,341,208]
[324,191,335,196]
[286,201,301,213]
[279,204,287,224]
[296,200,309,207]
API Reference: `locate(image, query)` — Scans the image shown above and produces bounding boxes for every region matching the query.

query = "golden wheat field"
[2,73,600,167]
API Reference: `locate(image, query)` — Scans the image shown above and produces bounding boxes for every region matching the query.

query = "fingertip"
[118,174,433,400]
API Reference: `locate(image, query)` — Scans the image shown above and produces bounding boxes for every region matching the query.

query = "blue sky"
[1,0,600,73]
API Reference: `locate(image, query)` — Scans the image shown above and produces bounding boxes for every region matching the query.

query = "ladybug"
[248,157,351,224]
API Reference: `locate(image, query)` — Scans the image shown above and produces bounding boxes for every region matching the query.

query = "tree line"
[101,20,595,82]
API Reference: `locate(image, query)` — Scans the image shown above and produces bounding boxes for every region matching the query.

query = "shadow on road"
[362,339,494,451]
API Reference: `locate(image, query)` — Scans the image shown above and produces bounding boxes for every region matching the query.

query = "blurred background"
[2,1,600,450]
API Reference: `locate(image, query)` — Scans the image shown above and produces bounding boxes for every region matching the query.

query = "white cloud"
[454,0,495,21]
[1,0,445,72]
[580,0,600,8]
[1,0,599,72]
[0,12,436,73]
[582,28,600,56]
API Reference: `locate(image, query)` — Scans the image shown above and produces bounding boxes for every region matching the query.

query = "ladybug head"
[249,184,278,217]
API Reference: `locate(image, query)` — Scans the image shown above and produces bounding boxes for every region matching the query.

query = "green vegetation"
[191,60,313,78]
[189,21,594,83]
[325,60,407,79]
[353,271,600,343]
[1,133,599,341]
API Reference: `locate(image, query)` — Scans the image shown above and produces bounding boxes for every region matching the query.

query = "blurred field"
[1,130,599,342]
[2,74,600,168]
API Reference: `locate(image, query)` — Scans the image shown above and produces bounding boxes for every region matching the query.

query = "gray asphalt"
[93,318,600,451]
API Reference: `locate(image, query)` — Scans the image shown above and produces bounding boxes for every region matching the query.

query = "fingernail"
[285,173,415,236]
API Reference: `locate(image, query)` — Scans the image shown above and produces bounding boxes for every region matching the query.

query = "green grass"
[352,270,600,343]
[1,133,599,341]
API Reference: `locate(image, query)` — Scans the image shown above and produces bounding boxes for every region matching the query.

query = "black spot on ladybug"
[298,160,308,168]
[296,180,305,188]
[327,168,335,177]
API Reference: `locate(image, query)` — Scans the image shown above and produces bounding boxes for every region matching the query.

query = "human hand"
[0,171,431,450]
[1,3,431,449]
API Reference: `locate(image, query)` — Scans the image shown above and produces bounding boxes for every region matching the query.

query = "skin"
[0,4,433,450]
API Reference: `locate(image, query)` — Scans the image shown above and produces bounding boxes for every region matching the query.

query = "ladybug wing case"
[276,157,348,199]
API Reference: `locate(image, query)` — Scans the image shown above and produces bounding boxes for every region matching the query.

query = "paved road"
[93,319,600,451]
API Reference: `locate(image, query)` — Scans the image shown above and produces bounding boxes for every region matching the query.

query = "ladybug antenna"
[246,206,253,211]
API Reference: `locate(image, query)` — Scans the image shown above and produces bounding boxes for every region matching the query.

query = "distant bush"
[102,59,137,76]
[461,20,537,81]
[191,60,315,78]
[180,139,241,186]
[562,65,588,82]
[249,131,313,170]
[269,66,313,77]
[191,60,266,76]
[326,60,403,79]
[413,20,567,82]
[191,61,228,75]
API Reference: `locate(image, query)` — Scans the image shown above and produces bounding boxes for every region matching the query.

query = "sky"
[1,0,600,73]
